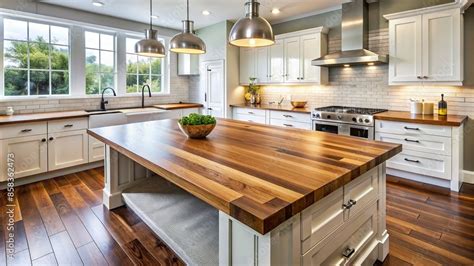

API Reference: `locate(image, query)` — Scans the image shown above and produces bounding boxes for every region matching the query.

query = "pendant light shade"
[170,0,206,54]
[135,0,166,57]
[229,0,275,48]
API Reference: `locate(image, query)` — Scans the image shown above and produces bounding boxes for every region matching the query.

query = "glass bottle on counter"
[438,94,448,116]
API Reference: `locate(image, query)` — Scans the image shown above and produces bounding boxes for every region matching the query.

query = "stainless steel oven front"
[312,120,374,140]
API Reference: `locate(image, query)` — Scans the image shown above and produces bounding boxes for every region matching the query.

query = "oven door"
[313,121,374,139]
[313,121,341,135]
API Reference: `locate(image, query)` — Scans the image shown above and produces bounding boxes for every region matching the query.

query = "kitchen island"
[88,119,401,265]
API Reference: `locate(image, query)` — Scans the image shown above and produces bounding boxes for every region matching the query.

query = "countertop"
[374,111,468,127]
[0,103,203,125]
[230,104,312,114]
[88,119,401,234]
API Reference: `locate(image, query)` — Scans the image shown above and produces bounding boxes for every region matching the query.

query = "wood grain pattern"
[0,111,90,125]
[374,111,468,126]
[230,103,312,113]
[88,118,401,234]
[153,103,204,110]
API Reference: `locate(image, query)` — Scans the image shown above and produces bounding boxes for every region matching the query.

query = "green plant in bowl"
[178,113,217,139]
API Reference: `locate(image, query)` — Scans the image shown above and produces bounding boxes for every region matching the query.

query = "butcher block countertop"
[231,103,312,114]
[374,111,468,127]
[153,103,203,110]
[88,119,401,234]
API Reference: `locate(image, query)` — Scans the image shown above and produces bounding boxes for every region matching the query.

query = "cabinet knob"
[423,76,429,79]
[342,247,356,259]
[49,137,54,141]
[41,138,47,142]
[342,199,357,209]
[417,76,422,79]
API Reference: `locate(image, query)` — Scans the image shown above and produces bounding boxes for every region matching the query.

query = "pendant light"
[170,0,206,54]
[229,0,275,48]
[135,0,166,57]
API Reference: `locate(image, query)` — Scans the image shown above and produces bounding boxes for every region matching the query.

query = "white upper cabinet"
[239,27,329,85]
[386,5,463,85]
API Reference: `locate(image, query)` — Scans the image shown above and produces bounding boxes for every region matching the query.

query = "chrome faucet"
[100,87,117,111]
[141,84,152,108]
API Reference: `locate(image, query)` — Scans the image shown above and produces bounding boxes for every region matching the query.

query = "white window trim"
[0,12,172,100]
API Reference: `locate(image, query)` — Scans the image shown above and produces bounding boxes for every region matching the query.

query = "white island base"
[103,146,389,265]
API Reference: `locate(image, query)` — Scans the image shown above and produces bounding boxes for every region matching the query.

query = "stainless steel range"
[311,106,388,139]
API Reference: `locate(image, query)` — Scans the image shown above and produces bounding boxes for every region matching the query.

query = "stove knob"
[337,115,343,120]
[358,118,364,123]
[314,113,320,118]
[327,115,332,119]
[364,119,371,123]
[352,117,357,122]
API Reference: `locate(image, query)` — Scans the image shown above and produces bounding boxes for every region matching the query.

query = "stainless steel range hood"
[312,0,388,67]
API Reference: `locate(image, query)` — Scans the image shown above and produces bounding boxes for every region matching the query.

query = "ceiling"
[38,0,348,30]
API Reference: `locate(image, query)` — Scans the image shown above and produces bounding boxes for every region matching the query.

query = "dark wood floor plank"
[42,179,60,196]
[73,183,102,208]
[77,242,108,266]
[113,206,142,227]
[91,205,136,245]
[31,253,58,266]
[29,183,65,236]
[7,248,31,266]
[49,231,83,265]
[16,186,53,260]
[75,171,103,191]
[124,239,162,266]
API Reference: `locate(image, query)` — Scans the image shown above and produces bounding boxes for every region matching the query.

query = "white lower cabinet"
[0,135,48,181]
[48,130,89,171]
[232,107,312,129]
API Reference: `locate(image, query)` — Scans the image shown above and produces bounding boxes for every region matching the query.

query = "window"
[125,37,163,94]
[3,18,70,96]
[85,31,116,95]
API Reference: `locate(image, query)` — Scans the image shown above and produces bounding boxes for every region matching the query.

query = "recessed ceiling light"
[202,10,211,16]
[92,0,104,7]
[271,8,281,15]
[151,15,159,19]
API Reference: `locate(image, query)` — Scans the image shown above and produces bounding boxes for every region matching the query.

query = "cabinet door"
[422,9,462,82]
[48,130,89,171]
[300,34,322,83]
[0,135,48,181]
[89,136,104,162]
[284,37,301,83]
[240,48,256,84]
[269,40,284,83]
[255,47,269,84]
[389,16,423,83]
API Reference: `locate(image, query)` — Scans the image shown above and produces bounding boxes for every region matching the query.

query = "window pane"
[126,74,138,93]
[151,58,162,75]
[29,42,50,69]
[51,26,69,45]
[126,38,140,53]
[4,69,28,96]
[30,70,50,95]
[138,56,149,75]
[85,31,100,49]
[51,45,69,70]
[138,75,148,87]
[4,41,28,68]
[29,22,50,43]
[126,54,137,74]
[100,34,114,51]
[51,71,69,95]
[101,73,115,90]
[85,49,100,73]
[150,75,161,92]
[4,19,27,41]
[86,73,100,95]
[100,51,114,72]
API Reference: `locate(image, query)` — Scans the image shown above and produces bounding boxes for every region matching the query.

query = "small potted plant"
[248,77,261,104]
[178,113,217,139]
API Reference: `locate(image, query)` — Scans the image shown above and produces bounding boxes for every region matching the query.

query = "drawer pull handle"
[342,247,355,259]
[283,115,293,118]
[21,129,32,133]
[283,124,294,127]
[64,124,74,128]
[248,112,254,114]
[404,158,421,163]
[404,126,420,131]
[404,138,420,143]
[342,199,357,209]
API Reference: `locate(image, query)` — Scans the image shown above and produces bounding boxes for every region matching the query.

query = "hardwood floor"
[1,169,473,265]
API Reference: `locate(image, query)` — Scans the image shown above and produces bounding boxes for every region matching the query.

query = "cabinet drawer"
[270,111,310,123]
[233,108,266,117]
[376,132,451,156]
[387,150,452,180]
[233,113,266,124]
[0,122,47,140]
[343,167,378,221]
[303,203,377,266]
[301,187,344,253]
[375,120,451,137]
[48,118,88,133]
[89,136,105,162]
[270,119,311,130]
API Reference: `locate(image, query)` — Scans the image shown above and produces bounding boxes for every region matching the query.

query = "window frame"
[0,16,72,98]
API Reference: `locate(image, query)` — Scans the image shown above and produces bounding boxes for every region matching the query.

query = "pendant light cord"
[149,0,153,30]
[186,0,190,21]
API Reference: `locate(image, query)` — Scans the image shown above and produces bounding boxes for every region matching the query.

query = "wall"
[264,1,474,171]
[0,0,190,111]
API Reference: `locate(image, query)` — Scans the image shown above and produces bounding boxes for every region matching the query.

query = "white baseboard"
[463,170,474,184]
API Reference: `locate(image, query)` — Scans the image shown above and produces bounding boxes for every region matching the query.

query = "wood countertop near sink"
[374,111,468,127]
[88,118,401,234]
[153,103,204,110]
[0,110,91,125]
[230,103,312,114]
